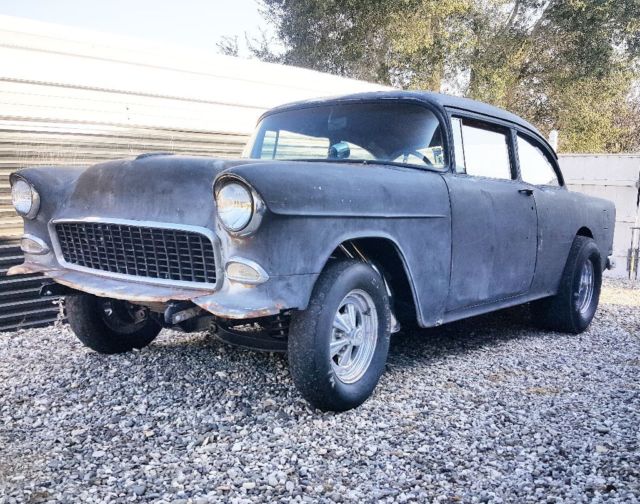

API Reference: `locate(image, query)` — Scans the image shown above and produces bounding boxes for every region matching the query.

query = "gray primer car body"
[10,91,616,328]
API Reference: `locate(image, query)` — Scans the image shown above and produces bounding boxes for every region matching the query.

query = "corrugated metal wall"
[0,14,384,331]
[0,237,61,330]
[0,119,249,330]
[0,117,248,236]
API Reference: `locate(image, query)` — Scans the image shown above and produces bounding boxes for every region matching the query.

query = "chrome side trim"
[48,217,222,291]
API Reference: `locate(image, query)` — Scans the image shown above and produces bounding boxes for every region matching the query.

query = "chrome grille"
[55,222,216,284]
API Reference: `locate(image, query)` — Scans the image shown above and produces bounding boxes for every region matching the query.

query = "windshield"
[243,102,446,170]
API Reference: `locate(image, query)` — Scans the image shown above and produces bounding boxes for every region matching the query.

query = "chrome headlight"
[214,178,264,235]
[11,177,40,219]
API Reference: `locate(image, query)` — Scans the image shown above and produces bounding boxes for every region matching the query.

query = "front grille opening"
[55,222,216,284]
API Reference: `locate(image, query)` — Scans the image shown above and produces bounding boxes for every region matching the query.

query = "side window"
[257,130,329,160]
[451,118,466,174]
[517,135,560,186]
[259,130,278,159]
[452,117,513,180]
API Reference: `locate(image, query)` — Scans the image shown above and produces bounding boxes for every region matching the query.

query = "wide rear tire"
[66,294,161,354]
[288,260,391,412]
[531,236,602,334]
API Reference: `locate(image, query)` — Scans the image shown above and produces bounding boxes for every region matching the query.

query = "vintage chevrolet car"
[10,91,615,411]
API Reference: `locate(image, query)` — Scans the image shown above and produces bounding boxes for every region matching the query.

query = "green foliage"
[241,0,640,153]
[552,73,636,152]
[258,0,398,83]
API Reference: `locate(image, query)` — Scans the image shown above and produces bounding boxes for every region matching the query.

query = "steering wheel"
[393,150,433,166]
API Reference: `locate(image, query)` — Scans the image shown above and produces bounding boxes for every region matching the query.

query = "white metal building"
[560,155,640,278]
[0,14,385,236]
[0,15,386,329]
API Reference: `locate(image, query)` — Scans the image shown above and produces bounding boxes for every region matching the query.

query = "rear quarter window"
[517,135,560,186]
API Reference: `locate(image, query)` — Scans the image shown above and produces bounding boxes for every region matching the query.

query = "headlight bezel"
[10,175,40,220]
[214,175,265,236]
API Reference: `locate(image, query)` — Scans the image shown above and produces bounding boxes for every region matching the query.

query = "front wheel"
[66,294,162,354]
[288,260,391,411]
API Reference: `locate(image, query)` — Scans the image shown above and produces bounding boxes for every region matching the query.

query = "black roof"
[263,90,551,153]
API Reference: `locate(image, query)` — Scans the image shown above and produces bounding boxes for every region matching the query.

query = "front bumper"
[9,262,318,319]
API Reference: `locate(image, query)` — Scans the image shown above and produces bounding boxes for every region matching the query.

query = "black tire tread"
[66,295,161,354]
[288,261,353,408]
[288,260,390,411]
[532,236,601,334]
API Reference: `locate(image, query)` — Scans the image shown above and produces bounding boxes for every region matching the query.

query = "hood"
[21,155,252,227]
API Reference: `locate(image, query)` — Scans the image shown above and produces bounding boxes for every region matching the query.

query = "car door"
[443,115,538,312]
[515,132,575,295]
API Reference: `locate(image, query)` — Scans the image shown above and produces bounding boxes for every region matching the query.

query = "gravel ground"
[1,279,638,503]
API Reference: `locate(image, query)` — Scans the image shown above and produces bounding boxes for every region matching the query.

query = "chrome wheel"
[330,289,378,384]
[576,259,594,315]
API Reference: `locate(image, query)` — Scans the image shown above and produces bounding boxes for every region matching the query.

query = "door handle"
[518,188,534,196]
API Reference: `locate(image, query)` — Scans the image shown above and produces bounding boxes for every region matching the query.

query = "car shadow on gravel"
[387,304,540,366]
[131,304,540,380]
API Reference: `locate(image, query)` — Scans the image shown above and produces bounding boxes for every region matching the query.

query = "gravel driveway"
[1,280,638,503]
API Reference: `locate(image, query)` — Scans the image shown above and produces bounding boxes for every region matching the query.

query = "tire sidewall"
[317,264,390,404]
[289,261,391,411]
[569,241,602,331]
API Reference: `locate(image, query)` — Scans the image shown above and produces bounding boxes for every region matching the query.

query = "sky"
[0,0,267,53]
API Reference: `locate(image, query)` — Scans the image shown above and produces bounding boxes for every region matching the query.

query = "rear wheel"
[288,260,391,411]
[531,236,602,333]
[66,294,161,354]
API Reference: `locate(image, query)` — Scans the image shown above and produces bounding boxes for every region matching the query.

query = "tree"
[217,30,282,63]
[245,29,283,64]
[248,0,640,152]
[257,0,398,83]
[216,35,240,57]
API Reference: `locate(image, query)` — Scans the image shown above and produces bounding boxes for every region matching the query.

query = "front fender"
[225,161,447,218]
[216,161,452,325]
